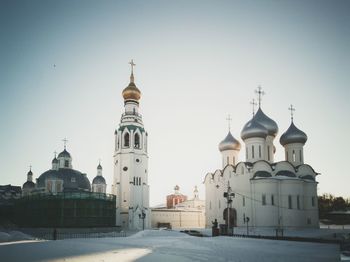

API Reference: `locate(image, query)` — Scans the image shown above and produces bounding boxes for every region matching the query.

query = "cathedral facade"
[112,61,151,230]
[204,90,319,229]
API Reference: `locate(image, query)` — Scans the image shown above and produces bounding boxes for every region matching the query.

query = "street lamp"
[243,213,250,235]
[223,182,235,235]
[139,210,146,230]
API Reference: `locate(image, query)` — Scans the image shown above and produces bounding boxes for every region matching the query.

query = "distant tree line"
[318,194,350,219]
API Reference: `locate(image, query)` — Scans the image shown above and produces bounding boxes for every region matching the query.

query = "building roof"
[23,181,35,189]
[219,131,241,151]
[58,149,71,158]
[241,117,268,140]
[254,108,278,137]
[280,122,308,146]
[92,176,106,184]
[37,168,91,191]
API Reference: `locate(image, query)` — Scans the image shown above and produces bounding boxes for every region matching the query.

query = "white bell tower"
[112,60,150,230]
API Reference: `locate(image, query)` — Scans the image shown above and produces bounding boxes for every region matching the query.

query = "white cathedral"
[204,89,319,229]
[112,61,151,230]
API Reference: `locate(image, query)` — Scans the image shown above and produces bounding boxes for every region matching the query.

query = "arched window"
[124,133,130,147]
[259,145,261,158]
[252,145,255,158]
[267,146,271,161]
[292,150,296,162]
[134,133,140,149]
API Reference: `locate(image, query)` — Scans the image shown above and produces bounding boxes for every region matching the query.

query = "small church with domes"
[22,145,107,196]
[204,88,319,229]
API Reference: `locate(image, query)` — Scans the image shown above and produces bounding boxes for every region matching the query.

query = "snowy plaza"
[0,229,341,262]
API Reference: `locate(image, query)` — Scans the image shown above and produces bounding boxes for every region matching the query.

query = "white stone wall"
[151,209,205,229]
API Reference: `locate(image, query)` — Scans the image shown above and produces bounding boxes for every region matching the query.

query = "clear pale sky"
[1,0,349,205]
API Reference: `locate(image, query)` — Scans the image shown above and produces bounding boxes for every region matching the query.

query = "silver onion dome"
[280,122,307,146]
[254,108,278,137]
[219,131,241,151]
[241,118,268,140]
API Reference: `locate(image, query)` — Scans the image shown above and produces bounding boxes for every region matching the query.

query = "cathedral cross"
[226,114,232,131]
[62,138,68,149]
[250,99,258,116]
[255,86,265,108]
[129,59,136,74]
[29,165,32,171]
[288,104,295,121]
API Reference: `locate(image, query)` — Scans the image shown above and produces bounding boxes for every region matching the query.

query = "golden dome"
[122,79,141,101]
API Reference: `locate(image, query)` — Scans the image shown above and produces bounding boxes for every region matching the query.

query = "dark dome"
[23,181,35,189]
[280,122,308,146]
[219,131,241,151]
[92,176,106,184]
[27,170,33,176]
[275,170,296,177]
[52,157,58,163]
[241,118,268,140]
[254,108,279,137]
[37,169,91,191]
[58,149,71,158]
[253,171,272,178]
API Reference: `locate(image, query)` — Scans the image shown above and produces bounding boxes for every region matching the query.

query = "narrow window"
[259,145,261,158]
[64,160,69,167]
[124,133,130,147]
[271,195,274,206]
[219,200,221,209]
[297,195,300,209]
[311,196,315,207]
[267,146,270,161]
[227,156,229,165]
[242,196,245,207]
[133,177,135,185]
[286,151,289,161]
[134,133,140,149]
[262,194,266,205]
[139,177,141,185]
[252,145,255,158]
[292,150,296,162]
[288,195,292,209]
[299,150,302,162]
[246,148,248,159]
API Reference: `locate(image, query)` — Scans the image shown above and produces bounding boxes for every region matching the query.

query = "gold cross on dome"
[288,104,295,121]
[129,59,136,74]
[250,99,258,116]
[255,86,265,108]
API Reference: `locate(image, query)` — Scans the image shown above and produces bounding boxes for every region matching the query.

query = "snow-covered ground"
[0,229,339,262]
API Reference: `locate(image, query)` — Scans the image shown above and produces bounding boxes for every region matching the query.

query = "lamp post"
[223,181,235,235]
[243,214,250,235]
[139,210,146,230]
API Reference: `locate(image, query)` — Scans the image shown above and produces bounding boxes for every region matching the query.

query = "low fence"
[23,229,126,240]
[231,233,342,244]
